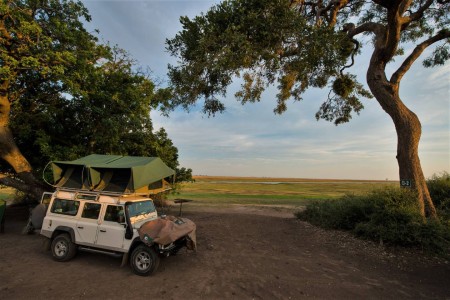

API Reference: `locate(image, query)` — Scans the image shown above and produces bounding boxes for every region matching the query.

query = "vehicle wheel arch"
[124,237,158,265]
[128,237,149,255]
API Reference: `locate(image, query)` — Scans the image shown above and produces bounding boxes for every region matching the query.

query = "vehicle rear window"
[50,199,80,216]
[81,202,102,219]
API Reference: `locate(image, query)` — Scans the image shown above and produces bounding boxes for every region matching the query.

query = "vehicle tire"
[130,245,160,276]
[51,233,77,262]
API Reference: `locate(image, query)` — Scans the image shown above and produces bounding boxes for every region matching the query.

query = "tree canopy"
[0,0,190,199]
[166,0,448,121]
[9,46,182,172]
[166,0,449,218]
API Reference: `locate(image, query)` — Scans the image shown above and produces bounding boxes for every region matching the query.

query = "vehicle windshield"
[127,200,156,218]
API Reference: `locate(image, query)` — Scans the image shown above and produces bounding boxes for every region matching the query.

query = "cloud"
[84,1,448,180]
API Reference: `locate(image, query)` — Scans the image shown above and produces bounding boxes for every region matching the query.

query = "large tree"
[9,47,180,175]
[166,0,449,218]
[0,0,100,198]
[0,0,189,200]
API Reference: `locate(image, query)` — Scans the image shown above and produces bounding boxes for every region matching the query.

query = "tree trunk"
[367,63,437,219]
[0,93,45,201]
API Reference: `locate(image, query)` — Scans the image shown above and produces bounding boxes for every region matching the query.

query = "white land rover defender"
[38,154,196,276]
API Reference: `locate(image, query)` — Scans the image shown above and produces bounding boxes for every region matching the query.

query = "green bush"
[295,194,375,230]
[427,172,450,217]
[296,187,450,255]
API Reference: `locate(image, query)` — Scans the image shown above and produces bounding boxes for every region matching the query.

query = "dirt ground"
[1,204,449,299]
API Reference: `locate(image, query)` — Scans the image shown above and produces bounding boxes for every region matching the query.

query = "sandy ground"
[0,204,449,300]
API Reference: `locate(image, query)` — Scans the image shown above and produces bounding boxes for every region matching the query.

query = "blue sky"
[82,0,449,180]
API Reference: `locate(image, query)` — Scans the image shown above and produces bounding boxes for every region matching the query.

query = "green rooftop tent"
[50,154,175,194]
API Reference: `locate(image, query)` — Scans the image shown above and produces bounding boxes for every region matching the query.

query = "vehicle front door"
[96,205,126,251]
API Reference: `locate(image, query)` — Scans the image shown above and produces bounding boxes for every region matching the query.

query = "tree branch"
[0,171,45,200]
[327,0,349,27]
[340,38,359,74]
[372,0,403,9]
[340,21,382,74]
[398,0,414,15]
[347,22,382,37]
[290,0,350,26]
[0,22,12,43]
[0,172,30,192]
[382,3,405,62]
[400,0,434,26]
[391,30,450,85]
[370,0,436,65]
[315,0,323,25]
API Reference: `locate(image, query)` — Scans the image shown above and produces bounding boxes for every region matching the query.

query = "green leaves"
[0,66,12,81]
[316,73,371,125]
[1,0,98,97]
[332,74,355,98]
[166,0,371,123]
[423,44,450,67]
[167,0,305,114]
[18,56,39,68]
[167,0,449,126]
[1,0,190,182]
[8,45,181,177]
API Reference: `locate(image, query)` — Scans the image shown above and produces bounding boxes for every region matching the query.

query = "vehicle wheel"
[130,245,160,276]
[51,233,77,262]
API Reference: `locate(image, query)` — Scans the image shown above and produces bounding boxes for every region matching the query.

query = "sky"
[82,0,449,180]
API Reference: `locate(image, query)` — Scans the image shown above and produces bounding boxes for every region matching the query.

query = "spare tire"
[31,204,47,229]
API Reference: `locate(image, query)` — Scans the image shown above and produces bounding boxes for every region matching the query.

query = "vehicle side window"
[41,193,52,207]
[50,199,80,216]
[81,202,101,219]
[104,205,124,223]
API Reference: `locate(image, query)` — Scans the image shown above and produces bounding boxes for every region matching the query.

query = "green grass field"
[168,176,398,207]
[0,176,398,208]
[0,187,16,207]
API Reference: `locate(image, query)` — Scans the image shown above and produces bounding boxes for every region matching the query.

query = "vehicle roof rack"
[54,187,172,204]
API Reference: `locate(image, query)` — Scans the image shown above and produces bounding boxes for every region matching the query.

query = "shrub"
[427,172,450,218]
[296,187,450,256]
[295,194,375,230]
